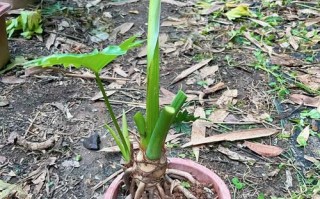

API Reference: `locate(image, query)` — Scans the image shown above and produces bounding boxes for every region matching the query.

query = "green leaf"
[173,122,191,134]
[174,110,199,124]
[122,110,131,155]
[24,36,142,73]
[226,5,252,20]
[105,124,130,162]
[301,109,320,119]
[231,177,245,190]
[180,181,191,189]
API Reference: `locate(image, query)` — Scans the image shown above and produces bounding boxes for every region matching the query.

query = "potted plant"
[25,0,231,197]
[0,2,10,69]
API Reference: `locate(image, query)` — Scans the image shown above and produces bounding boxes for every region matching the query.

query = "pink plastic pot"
[0,2,11,69]
[105,158,231,199]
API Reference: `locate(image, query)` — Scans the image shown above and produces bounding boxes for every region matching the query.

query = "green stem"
[146,106,175,160]
[95,72,129,154]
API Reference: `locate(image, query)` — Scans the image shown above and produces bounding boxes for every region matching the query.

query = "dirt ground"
[1,0,320,198]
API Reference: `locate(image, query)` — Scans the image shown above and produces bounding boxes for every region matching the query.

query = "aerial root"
[166,169,199,185]
[148,188,155,199]
[156,183,166,199]
[165,175,197,199]
[124,167,136,190]
[134,182,146,199]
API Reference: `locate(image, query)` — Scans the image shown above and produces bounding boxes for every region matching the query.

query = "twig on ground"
[92,169,123,191]
[24,111,41,136]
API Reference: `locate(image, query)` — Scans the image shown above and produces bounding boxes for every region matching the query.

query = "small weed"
[231,177,245,190]
[180,181,191,189]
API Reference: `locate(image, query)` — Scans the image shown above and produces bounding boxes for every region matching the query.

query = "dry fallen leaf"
[200,2,224,15]
[297,125,310,147]
[203,82,226,95]
[45,33,56,50]
[208,109,229,123]
[171,58,212,84]
[182,128,278,147]
[191,107,206,162]
[217,146,256,164]
[114,66,128,78]
[297,74,320,91]
[199,65,219,79]
[270,54,305,67]
[243,141,283,157]
[216,89,238,108]
[1,76,25,84]
[159,87,175,105]
[161,0,193,7]
[286,27,299,50]
[305,17,320,27]
[289,94,320,108]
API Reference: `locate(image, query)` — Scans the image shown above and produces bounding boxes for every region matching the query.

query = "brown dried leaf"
[137,45,147,57]
[45,33,56,50]
[182,128,279,147]
[159,87,175,105]
[217,146,256,164]
[203,82,226,95]
[191,107,206,162]
[305,17,320,27]
[216,89,238,108]
[200,2,224,15]
[114,66,128,77]
[297,74,320,91]
[1,76,25,84]
[270,54,305,67]
[119,22,134,34]
[243,141,283,157]
[199,65,219,79]
[162,0,193,7]
[171,58,212,84]
[208,109,229,123]
[289,94,320,108]
[286,27,299,50]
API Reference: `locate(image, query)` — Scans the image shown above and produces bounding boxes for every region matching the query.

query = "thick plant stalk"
[144,0,162,150]
[146,106,175,160]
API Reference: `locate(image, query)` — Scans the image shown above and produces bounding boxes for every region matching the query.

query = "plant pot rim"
[104,157,231,199]
[0,2,11,16]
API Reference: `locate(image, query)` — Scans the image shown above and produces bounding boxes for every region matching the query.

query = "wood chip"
[191,107,206,162]
[289,94,320,108]
[243,31,274,55]
[182,128,279,147]
[107,0,139,6]
[243,141,283,157]
[171,58,212,84]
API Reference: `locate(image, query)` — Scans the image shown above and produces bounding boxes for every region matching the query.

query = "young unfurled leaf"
[225,5,252,20]
[6,11,43,39]
[24,36,142,73]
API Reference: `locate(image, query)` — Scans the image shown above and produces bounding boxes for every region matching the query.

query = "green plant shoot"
[24,36,142,162]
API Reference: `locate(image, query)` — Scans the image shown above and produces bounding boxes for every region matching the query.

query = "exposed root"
[156,184,166,199]
[166,169,199,185]
[148,188,154,199]
[134,182,146,199]
[124,167,136,189]
[165,175,197,199]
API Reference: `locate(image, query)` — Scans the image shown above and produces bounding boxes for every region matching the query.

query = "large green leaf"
[24,36,142,73]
